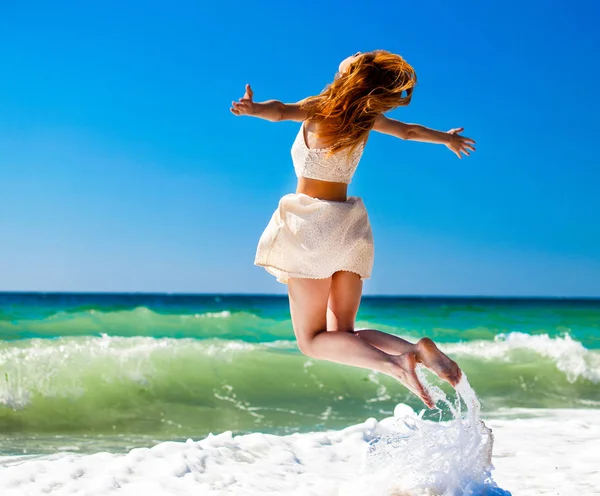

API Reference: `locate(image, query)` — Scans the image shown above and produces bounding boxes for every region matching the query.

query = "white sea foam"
[3,405,599,495]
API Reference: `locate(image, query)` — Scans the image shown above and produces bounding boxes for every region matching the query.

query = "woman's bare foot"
[416,337,462,386]
[388,352,435,409]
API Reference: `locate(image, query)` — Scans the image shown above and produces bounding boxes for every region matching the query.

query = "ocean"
[1,292,599,495]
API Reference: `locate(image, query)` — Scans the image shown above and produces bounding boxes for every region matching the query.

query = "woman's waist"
[295,177,348,202]
[279,192,365,212]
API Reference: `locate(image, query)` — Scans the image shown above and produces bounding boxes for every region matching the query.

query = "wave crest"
[446,332,600,383]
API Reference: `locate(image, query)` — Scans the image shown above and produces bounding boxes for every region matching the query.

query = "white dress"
[254,123,374,284]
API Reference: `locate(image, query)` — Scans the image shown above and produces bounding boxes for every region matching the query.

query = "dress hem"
[254,261,370,285]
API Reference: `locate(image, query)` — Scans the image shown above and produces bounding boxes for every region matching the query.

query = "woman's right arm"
[230,85,308,122]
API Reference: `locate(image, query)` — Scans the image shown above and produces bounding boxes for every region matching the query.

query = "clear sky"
[1,0,599,296]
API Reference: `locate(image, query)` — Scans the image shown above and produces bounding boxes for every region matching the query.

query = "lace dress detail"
[291,122,365,184]
[254,122,374,284]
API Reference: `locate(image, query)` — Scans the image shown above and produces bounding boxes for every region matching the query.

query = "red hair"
[300,50,417,155]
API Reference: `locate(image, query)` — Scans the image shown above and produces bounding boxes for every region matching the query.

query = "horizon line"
[1,290,599,301]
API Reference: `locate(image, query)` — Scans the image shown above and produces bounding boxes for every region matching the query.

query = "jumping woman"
[230,50,474,408]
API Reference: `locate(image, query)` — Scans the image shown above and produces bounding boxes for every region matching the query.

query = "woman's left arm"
[373,114,476,159]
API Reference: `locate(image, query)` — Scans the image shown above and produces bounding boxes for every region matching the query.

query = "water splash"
[364,369,511,496]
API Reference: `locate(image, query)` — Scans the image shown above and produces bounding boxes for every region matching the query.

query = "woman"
[230,50,474,408]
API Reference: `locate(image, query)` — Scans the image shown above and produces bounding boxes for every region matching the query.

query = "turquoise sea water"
[1,293,598,456]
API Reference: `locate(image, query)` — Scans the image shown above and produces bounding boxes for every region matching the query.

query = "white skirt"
[255,193,374,284]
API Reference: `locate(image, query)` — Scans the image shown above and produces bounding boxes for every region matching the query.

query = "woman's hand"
[445,128,476,159]
[230,84,256,116]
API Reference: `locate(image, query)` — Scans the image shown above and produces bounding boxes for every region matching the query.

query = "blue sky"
[0,0,599,296]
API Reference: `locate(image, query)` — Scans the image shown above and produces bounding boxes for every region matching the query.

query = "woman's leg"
[326,272,416,354]
[288,275,434,408]
[327,271,462,386]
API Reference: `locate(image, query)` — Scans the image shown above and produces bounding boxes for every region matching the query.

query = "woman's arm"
[373,114,476,159]
[230,84,308,122]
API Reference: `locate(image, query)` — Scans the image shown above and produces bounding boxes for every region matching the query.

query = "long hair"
[300,50,417,155]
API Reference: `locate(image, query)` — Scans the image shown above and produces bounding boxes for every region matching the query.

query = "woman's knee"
[295,329,325,358]
[296,339,314,357]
